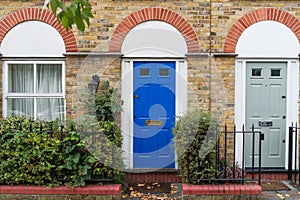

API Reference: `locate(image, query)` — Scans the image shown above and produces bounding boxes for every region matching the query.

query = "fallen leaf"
[171,190,178,194]
[276,194,284,199]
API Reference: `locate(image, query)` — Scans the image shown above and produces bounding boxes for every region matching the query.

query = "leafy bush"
[173,109,219,183]
[0,116,124,187]
[95,81,123,147]
[78,80,125,184]
[0,117,60,186]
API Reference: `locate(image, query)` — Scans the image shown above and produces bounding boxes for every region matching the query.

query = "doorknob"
[134,95,139,99]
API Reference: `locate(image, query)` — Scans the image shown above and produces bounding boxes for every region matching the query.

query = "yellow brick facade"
[0,1,299,125]
[0,1,299,159]
[0,1,299,123]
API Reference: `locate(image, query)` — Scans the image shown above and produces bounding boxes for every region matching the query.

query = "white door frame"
[235,58,299,169]
[121,58,187,169]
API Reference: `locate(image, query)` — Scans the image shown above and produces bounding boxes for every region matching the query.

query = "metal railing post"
[259,131,262,185]
[251,124,255,180]
[242,125,245,185]
[288,126,293,180]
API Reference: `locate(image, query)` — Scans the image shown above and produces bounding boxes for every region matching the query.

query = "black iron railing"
[288,124,300,184]
[188,125,262,185]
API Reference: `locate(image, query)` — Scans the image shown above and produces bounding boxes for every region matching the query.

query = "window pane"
[37,98,64,121]
[271,69,281,77]
[252,68,262,76]
[159,68,169,76]
[37,64,62,93]
[8,64,34,93]
[140,68,149,76]
[7,98,34,118]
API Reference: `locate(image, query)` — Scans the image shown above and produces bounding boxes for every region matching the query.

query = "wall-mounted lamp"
[88,75,100,93]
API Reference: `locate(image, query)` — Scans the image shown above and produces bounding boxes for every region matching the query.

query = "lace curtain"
[7,63,64,121]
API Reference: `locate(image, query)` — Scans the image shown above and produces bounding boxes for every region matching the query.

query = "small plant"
[95,81,123,147]
[77,80,125,184]
[173,109,219,183]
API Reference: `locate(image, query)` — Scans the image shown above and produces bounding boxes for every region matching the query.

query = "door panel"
[246,62,286,168]
[133,61,175,168]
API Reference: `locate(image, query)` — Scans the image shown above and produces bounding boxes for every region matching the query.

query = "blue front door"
[133,61,175,168]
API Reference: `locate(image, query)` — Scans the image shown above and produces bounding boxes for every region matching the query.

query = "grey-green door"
[246,62,287,168]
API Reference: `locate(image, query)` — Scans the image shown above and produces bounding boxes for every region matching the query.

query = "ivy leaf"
[71,152,81,164]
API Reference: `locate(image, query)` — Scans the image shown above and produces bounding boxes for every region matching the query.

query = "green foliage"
[48,0,94,32]
[95,81,123,147]
[0,117,60,186]
[76,80,125,184]
[56,126,96,187]
[173,109,219,183]
[0,116,124,187]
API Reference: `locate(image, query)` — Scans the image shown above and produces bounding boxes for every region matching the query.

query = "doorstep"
[125,169,181,183]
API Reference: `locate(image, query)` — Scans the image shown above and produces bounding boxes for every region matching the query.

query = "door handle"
[134,95,139,99]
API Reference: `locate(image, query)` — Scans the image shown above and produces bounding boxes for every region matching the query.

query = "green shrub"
[95,81,123,147]
[173,109,219,183]
[77,80,125,184]
[0,117,60,186]
[0,116,124,187]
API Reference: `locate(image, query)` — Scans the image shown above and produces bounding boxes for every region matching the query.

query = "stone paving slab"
[262,181,300,200]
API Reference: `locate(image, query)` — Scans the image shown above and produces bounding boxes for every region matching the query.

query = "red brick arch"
[109,7,200,53]
[0,7,77,52]
[224,8,300,53]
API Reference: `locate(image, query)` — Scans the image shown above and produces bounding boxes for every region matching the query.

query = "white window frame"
[3,60,66,120]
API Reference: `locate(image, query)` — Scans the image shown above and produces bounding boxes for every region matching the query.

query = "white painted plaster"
[236,21,300,58]
[1,21,65,57]
[234,60,245,166]
[285,60,299,169]
[121,21,187,57]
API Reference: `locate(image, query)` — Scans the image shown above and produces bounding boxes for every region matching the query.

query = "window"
[251,68,262,77]
[159,68,169,76]
[140,68,150,76]
[4,61,65,121]
[271,69,281,77]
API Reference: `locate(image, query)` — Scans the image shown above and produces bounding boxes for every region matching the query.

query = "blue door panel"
[133,61,175,168]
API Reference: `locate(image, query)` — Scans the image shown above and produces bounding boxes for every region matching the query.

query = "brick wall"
[65,55,121,118]
[1,1,300,53]
[0,0,299,125]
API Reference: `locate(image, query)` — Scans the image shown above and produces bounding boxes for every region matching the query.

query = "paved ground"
[262,181,300,200]
[122,181,300,199]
